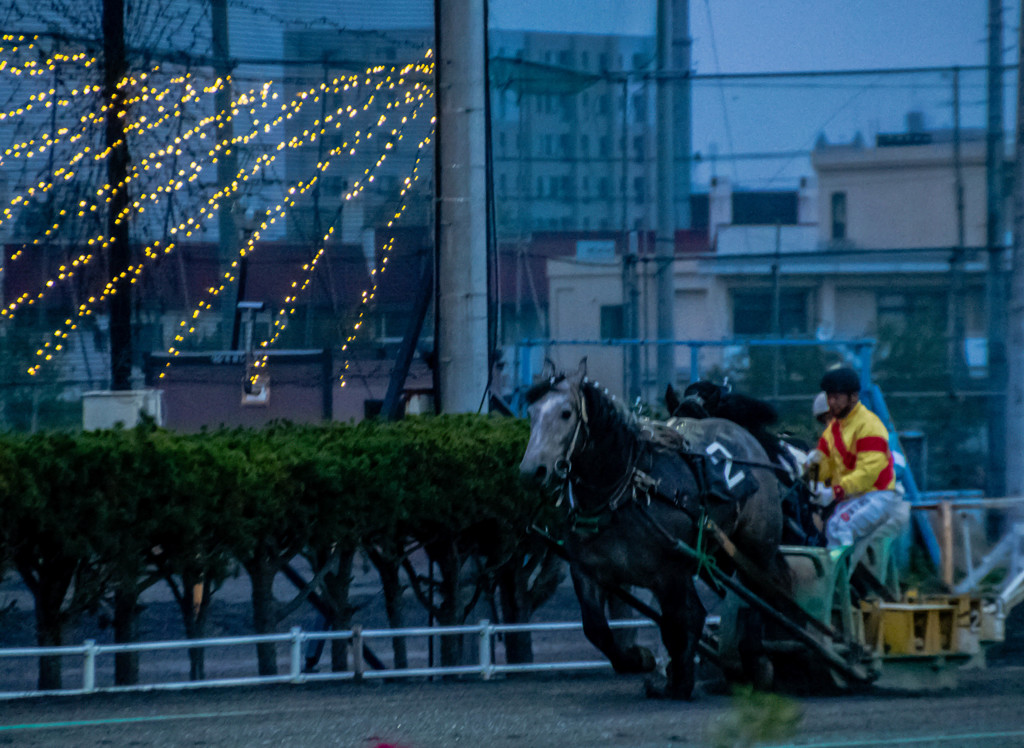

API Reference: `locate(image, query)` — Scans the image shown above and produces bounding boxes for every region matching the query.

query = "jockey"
[810,367,905,549]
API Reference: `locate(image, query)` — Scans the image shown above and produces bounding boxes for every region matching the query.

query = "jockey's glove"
[809,483,834,507]
[800,449,824,473]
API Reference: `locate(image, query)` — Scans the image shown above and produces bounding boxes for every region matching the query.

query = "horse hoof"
[615,645,656,674]
[752,656,774,692]
[643,674,695,701]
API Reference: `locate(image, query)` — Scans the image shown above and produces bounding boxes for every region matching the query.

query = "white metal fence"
[0,619,657,700]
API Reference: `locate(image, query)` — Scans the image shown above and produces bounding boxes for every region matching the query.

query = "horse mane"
[526,373,684,455]
[579,381,688,455]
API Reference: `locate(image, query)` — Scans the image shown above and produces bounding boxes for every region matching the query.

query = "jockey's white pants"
[825,488,904,548]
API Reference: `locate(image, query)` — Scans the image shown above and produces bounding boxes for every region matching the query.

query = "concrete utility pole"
[102,0,131,390]
[655,0,677,391]
[1006,2,1024,499]
[672,0,692,231]
[434,0,490,413]
[211,0,239,349]
[986,0,1008,497]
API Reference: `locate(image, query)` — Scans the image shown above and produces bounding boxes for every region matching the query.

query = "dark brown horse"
[665,381,821,545]
[519,361,789,698]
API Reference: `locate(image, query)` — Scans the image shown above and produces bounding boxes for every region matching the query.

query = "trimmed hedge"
[0,415,562,687]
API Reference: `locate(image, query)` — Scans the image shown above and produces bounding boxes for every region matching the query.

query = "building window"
[877,292,944,334]
[633,176,645,205]
[632,93,646,123]
[732,290,809,336]
[830,191,847,241]
[600,305,625,339]
[633,135,645,163]
[560,133,574,156]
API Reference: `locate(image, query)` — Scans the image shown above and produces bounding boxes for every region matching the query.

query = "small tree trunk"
[497,565,533,665]
[435,552,465,667]
[35,603,65,691]
[322,550,355,672]
[22,559,75,691]
[167,571,213,681]
[113,585,141,685]
[184,575,210,681]
[375,557,407,669]
[246,552,279,676]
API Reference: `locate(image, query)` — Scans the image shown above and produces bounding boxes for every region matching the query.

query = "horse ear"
[571,357,588,383]
[540,358,557,380]
[665,384,679,414]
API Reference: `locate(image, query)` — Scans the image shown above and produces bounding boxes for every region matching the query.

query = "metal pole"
[772,222,781,400]
[655,0,676,392]
[434,0,490,413]
[950,67,969,389]
[478,620,492,680]
[621,78,640,403]
[102,0,132,390]
[212,0,238,349]
[1006,2,1024,500]
[986,0,1008,499]
[672,0,692,230]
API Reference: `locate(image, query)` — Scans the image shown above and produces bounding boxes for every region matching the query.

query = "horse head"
[519,359,588,490]
[665,381,721,419]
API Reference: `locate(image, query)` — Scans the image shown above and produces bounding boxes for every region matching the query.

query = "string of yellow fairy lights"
[1,63,423,318]
[4,77,267,323]
[0,38,434,381]
[248,121,434,390]
[161,79,433,382]
[2,72,230,256]
[30,75,431,374]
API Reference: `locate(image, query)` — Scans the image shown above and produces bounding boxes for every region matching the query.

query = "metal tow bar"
[673,517,877,686]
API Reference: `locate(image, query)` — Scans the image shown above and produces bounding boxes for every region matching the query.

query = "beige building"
[535,121,996,401]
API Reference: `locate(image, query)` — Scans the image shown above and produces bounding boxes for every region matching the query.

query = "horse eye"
[560,409,572,420]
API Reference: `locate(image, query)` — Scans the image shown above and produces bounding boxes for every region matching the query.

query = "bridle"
[551,382,648,519]
[552,383,589,481]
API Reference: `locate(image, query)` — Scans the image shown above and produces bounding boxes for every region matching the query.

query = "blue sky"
[223,1,1018,188]
[490,0,1017,73]
[234,2,1018,75]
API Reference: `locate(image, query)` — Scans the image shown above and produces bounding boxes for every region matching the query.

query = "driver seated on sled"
[808,367,904,549]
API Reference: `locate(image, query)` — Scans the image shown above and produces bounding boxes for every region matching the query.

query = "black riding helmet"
[820,366,861,395]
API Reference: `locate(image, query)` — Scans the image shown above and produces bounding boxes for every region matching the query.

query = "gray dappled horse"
[519,360,789,699]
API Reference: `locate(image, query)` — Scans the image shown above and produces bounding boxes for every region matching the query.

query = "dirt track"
[4,665,1024,747]
[5,564,1024,746]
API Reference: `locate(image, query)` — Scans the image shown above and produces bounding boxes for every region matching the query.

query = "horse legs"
[649,579,705,700]
[570,566,655,674]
